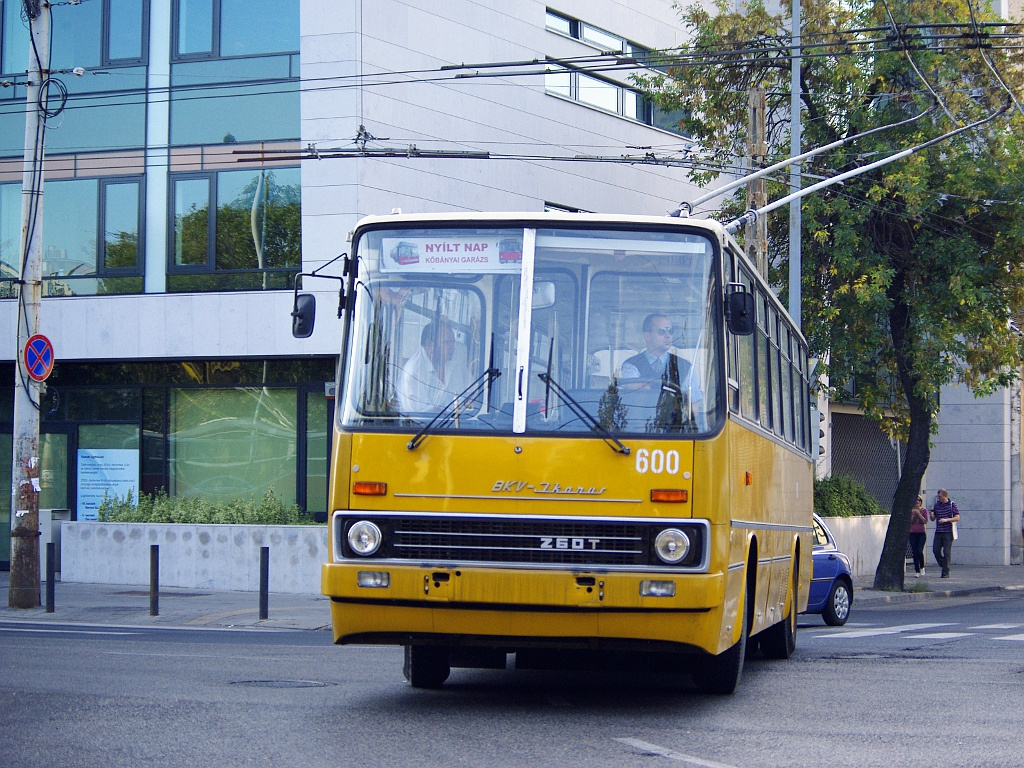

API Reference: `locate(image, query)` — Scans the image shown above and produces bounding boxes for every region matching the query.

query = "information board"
[77,449,139,521]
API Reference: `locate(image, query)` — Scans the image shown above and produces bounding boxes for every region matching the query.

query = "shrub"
[97,489,318,525]
[813,475,887,518]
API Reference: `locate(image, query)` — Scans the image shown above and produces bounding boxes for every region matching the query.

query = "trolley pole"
[9,1,50,609]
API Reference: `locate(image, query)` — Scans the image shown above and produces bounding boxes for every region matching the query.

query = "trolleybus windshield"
[341,225,722,438]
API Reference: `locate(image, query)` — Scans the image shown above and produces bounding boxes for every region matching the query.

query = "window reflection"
[221,0,299,56]
[44,179,99,278]
[2,0,29,75]
[175,0,298,58]
[170,85,298,145]
[174,178,211,266]
[169,167,300,290]
[177,0,214,55]
[52,0,102,70]
[104,182,141,270]
[108,0,145,61]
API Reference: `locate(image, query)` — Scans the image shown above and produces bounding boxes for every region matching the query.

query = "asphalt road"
[1,593,1022,768]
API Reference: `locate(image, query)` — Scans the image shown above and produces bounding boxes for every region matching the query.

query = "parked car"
[803,514,854,626]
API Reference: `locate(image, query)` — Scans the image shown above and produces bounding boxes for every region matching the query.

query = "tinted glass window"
[108,0,145,61]
[221,0,298,56]
[173,178,210,266]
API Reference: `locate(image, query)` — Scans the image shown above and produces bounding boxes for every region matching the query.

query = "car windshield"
[340,224,723,438]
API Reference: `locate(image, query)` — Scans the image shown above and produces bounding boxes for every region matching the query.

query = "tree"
[637,0,1024,590]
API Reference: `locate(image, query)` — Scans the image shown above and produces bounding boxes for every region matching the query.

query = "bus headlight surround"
[654,528,691,564]
[347,520,382,556]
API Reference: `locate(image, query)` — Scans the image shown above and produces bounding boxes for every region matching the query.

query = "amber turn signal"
[353,481,387,496]
[650,489,687,503]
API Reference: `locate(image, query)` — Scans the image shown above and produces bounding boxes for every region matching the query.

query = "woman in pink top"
[909,496,928,577]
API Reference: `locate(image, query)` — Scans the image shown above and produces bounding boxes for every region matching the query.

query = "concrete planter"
[61,522,327,594]
[822,514,891,578]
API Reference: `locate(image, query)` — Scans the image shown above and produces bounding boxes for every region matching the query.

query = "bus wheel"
[759,569,798,660]
[693,585,748,695]
[403,645,450,689]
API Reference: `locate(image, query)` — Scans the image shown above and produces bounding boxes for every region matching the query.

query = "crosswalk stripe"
[905,632,974,639]
[993,633,1024,641]
[823,622,953,639]
[970,624,1023,630]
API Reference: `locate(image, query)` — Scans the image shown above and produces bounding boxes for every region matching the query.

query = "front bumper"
[322,562,726,653]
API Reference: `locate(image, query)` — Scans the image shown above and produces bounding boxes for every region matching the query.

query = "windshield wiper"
[406,367,501,451]
[537,372,630,455]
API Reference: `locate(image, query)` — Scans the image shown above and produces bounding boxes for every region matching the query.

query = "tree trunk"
[873,289,934,591]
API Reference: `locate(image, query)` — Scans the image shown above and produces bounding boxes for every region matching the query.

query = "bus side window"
[735,267,757,421]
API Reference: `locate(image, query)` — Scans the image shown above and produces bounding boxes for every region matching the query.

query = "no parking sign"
[23,334,54,382]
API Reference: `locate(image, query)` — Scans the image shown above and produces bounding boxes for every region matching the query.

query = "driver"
[397,319,472,412]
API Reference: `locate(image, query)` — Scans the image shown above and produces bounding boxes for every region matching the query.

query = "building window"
[2,1,30,75]
[174,0,299,59]
[168,166,300,292]
[0,176,144,297]
[545,64,654,124]
[545,10,647,58]
[169,387,298,504]
[50,0,149,69]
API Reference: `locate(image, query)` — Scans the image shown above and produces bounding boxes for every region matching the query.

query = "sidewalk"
[1,564,1022,631]
[0,571,332,631]
[852,562,1024,606]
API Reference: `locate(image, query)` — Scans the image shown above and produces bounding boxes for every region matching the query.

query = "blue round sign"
[24,334,54,382]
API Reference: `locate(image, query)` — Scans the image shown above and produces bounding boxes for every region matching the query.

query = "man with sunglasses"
[620,313,690,383]
[620,313,704,430]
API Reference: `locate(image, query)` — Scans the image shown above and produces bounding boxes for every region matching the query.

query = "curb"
[854,584,1016,605]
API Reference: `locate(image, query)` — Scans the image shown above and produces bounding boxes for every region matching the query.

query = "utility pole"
[9,0,50,609]
[789,0,802,330]
[745,87,768,277]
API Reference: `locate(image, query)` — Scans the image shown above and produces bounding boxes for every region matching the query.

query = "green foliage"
[97,489,317,525]
[814,475,886,517]
[636,0,1024,440]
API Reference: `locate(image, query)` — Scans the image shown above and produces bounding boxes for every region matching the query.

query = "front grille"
[335,512,707,570]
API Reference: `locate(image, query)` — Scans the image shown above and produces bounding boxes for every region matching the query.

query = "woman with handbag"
[930,489,960,578]
[909,496,928,577]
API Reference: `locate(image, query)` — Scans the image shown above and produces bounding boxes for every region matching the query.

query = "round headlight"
[654,528,691,564]
[347,521,382,556]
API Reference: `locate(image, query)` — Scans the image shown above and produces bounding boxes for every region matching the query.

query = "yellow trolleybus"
[305,212,814,694]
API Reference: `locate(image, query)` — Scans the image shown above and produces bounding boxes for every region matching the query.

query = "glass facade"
[168,166,301,291]
[0,361,333,540]
[0,0,300,295]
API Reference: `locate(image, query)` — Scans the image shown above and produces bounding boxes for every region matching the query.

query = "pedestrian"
[929,489,960,578]
[909,495,928,577]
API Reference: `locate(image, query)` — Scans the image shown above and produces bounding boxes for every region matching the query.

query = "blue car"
[803,514,853,626]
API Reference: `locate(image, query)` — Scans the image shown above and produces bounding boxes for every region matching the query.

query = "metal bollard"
[259,546,269,620]
[150,544,159,616]
[45,541,55,613]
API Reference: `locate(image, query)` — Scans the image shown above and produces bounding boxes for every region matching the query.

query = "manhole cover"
[230,680,333,689]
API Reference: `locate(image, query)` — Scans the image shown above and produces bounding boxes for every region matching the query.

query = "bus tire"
[693,584,749,695]
[403,644,451,689]
[759,567,798,660]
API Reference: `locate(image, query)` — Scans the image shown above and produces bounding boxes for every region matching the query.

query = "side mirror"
[726,289,755,336]
[532,281,556,310]
[292,293,316,338]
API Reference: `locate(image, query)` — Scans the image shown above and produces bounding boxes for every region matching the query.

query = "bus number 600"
[635,448,679,475]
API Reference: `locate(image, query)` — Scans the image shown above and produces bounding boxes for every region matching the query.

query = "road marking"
[971,624,1023,630]
[993,633,1024,641]
[0,627,137,636]
[821,622,953,639]
[615,738,738,768]
[905,632,974,640]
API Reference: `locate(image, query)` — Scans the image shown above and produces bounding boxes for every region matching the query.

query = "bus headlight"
[347,521,382,556]
[654,528,691,564]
